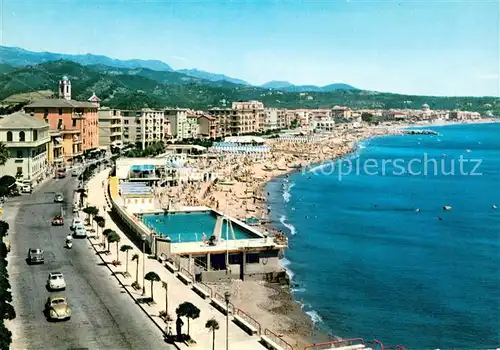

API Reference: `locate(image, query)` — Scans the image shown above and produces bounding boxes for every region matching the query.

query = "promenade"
[84,170,269,350]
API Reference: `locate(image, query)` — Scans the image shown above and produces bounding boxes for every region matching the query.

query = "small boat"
[442,206,452,211]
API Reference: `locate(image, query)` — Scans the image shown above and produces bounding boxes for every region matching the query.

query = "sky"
[1,0,499,96]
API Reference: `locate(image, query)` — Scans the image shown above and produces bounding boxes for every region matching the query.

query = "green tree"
[144,271,161,301]
[97,218,105,239]
[0,176,15,189]
[0,222,9,237]
[0,143,9,166]
[205,318,219,350]
[82,206,99,226]
[176,302,200,337]
[102,228,112,249]
[361,112,374,123]
[107,231,121,261]
[120,245,133,275]
[131,253,140,284]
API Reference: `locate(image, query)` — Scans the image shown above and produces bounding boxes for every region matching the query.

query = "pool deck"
[137,206,285,255]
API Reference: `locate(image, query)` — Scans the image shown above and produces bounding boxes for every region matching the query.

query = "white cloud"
[171,56,187,61]
[479,73,499,80]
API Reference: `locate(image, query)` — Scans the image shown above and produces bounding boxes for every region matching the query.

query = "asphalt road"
[5,175,172,350]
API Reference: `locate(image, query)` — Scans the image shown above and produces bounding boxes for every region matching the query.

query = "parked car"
[73,226,87,238]
[57,169,66,179]
[47,272,66,291]
[27,248,44,264]
[45,296,71,321]
[71,168,79,177]
[70,218,83,230]
[54,193,64,203]
[51,215,64,226]
[21,183,32,193]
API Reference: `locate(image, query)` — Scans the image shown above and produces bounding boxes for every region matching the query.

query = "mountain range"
[0,46,356,92]
[0,46,497,115]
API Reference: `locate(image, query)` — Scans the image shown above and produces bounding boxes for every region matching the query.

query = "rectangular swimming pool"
[142,211,261,243]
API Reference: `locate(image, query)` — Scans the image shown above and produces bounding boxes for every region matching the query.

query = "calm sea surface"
[266,123,500,349]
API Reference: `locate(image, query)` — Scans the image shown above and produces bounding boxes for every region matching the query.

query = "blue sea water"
[266,123,500,349]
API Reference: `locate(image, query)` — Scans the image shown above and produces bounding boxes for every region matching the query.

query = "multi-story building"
[449,110,481,120]
[198,115,216,138]
[98,107,123,148]
[231,101,265,133]
[24,76,99,163]
[206,108,234,137]
[0,112,50,184]
[47,129,64,167]
[165,108,196,140]
[121,109,169,148]
[264,108,284,130]
[331,106,352,122]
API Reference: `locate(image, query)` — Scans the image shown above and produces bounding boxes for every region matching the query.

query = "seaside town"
[0,76,496,350]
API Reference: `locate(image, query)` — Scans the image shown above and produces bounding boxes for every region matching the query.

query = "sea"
[266,122,500,349]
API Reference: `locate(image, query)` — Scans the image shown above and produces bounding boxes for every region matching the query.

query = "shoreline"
[160,118,499,348]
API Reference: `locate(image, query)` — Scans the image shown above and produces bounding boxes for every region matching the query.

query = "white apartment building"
[232,101,266,133]
[121,109,170,148]
[264,108,286,130]
[165,108,193,140]
[0,112,50,184]
[98,107,122,148]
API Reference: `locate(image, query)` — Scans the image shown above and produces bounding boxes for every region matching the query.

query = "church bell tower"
[59,75,72,100]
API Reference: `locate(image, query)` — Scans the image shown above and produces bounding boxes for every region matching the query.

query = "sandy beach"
[153,118,499,348]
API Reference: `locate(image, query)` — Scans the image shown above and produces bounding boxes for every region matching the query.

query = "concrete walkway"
[84,170,268,350]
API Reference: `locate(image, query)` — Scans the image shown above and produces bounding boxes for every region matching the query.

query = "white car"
[74,226,87,238]
[47,272,66,291]
[21,184,32,193]
[70,218,83,230]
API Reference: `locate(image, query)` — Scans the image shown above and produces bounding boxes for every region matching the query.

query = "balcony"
[72,113,84,119]
[111,131,122,136]
[61,127,81,134]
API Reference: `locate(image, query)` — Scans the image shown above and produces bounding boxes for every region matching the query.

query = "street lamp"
[224,290,231,350]
[141,234,146,295]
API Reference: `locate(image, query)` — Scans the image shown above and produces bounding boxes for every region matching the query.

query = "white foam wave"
[279,215,296,235]
[282,182,295,203]
[281,257,294,280]
[305,310,323,324]
[291,287,306,293]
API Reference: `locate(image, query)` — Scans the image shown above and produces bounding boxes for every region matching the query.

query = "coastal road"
[5,175,171,350]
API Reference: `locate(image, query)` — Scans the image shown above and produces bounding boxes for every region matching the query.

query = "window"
[33,130,38,141]
[6,131,12,142]
[19,131,25,142]
[16,150,22,158]
[124,120,129,124]
[57,119,63,130]
[58,108,63,115]
[72,119,77,127]
[44,109,48,118]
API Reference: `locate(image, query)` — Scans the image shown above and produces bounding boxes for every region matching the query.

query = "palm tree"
[0,142,9,166]
[120,245,133,275]
[132,253,140,284]
[102,228,112,249]
[176,302,200,338]
[97,219,105,239]
[144,271,161,301]
[93,215,104,235]
[107,230,120,259]
[205,318,219,350]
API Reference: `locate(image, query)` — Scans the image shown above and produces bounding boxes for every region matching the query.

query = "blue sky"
[1,0,499,96]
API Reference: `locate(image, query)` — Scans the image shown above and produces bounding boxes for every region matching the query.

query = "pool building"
[108,164,288,283]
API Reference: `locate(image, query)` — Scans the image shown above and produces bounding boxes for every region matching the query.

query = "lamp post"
[224,290,231,350]
[141,234,146,295]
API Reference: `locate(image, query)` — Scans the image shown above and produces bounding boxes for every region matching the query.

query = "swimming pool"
[142,211,261,243]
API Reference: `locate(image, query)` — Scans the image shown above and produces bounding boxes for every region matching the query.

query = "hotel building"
[24,76,99,162]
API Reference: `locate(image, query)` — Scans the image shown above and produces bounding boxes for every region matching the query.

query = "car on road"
[54,193,64,203]
[56,168,66,179]
[27,248,44,264]
[45,295,71,321]
[71,168,79,177]
[52,215,64,226]
[70,218,83,230]
[47,272,66,291]
[21,183,32,193]
[74,226,87,238]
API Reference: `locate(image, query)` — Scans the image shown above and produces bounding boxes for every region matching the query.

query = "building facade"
[198,115,216,138]
[121,109,169,148]
[98,108,123,148]
[47,129,64,167]
[0,112,50,184]
[231,101,265,133]
[24,76,99,162]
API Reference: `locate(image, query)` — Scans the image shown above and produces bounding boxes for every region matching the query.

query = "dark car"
[27,248,44,264]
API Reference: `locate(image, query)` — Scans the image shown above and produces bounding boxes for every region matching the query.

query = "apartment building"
[206,108,234,137]
[198,115,216,138]
[0,112,50,184]
[264,108,287,130]
[449,110,481,120]
[331,106,352,122]
[47,129,64,167]
[98,107,123,148]
[121,109,170,148]
[24,76,99,162]
[231,101,266,133]
[165,108,191,140]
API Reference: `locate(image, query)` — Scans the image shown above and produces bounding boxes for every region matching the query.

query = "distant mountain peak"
[261,80,294,89]
[177,68,250,86]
